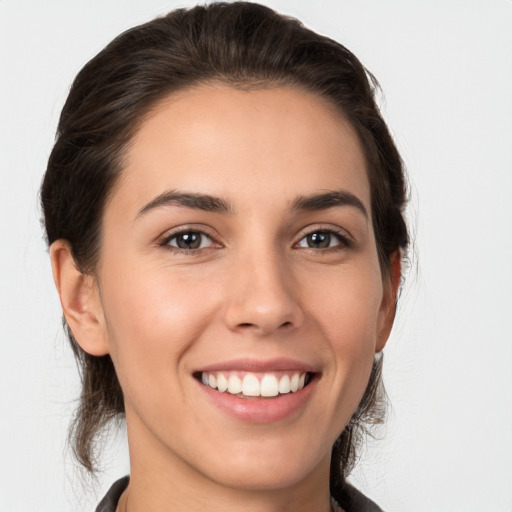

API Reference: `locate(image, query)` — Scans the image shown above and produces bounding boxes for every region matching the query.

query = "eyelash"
[158,226,352,254]
[159,228,219,254]
[294,227,352,252]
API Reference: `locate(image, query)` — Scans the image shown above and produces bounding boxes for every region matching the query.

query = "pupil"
[308,232,330,248]
[177,232,201,249]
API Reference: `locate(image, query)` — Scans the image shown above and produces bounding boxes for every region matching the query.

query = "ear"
[376,250,402,353]
[50,240,109,356]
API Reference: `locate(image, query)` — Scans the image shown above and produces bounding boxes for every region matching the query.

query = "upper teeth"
[201,371,307,397]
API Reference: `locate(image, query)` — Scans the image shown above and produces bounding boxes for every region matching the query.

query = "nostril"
[236,320,294,331]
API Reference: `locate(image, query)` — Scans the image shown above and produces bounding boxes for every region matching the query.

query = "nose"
[223,249,304,337]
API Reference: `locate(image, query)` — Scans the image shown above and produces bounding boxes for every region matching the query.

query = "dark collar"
[95,476,129,512]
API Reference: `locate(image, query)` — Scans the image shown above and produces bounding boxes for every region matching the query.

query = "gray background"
[1,1,511,510]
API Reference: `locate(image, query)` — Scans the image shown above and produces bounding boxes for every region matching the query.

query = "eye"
[296,230,349,250]
[163,230,214,251]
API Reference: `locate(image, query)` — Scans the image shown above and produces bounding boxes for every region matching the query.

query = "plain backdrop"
[1,1,511,511]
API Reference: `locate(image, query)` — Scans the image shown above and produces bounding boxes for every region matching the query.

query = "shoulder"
[334,481,385,512]
[95,476,129,512]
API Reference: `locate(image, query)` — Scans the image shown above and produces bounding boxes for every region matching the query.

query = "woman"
[41,3,408,511]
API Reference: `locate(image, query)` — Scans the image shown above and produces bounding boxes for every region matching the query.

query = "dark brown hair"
[41,1,408,502]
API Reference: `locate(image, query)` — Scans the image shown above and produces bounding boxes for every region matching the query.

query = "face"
[91,85,394,492]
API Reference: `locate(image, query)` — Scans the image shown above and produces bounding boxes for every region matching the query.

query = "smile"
[194,359,319,422]
[200,371,311,397]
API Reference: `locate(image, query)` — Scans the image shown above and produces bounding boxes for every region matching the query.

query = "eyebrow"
[136,188,367,219]
[292,190,368,219]
[137,190,233,218]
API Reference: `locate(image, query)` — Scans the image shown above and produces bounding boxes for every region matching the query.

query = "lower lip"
[197,377,316,423]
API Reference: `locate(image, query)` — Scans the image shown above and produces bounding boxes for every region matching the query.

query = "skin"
[51,85,399,512]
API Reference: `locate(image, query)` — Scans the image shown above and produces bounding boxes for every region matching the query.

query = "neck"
[122,475,334,512]
[122,413,334,512]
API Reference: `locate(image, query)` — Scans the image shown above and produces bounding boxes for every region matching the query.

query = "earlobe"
[50,240,109,356]
[376,250,402,353]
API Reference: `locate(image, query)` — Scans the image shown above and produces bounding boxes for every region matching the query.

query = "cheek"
[306,263,383,343]
[99,266,221,396]
[303,263,383,388]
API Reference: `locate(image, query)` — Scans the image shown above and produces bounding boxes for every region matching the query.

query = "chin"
[209,461,314,492]
[195,437,330,492]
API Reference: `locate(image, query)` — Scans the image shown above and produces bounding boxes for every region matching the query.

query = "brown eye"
[166,231,212,250]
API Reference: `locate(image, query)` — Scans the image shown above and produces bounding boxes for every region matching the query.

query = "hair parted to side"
[41,0,408,499]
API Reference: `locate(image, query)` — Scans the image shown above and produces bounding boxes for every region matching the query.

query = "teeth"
[216,373,228,392]
[227,374,242,394]
[260,374,279,397]
[242,374,260,396]
[200,371,309,397]
[278,374,291,394]
[290,373,300,392]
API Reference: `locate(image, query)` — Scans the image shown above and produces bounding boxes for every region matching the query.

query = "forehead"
[112,84,370,215]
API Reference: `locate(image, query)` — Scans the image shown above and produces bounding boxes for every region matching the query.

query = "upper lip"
[195,357,319,373]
